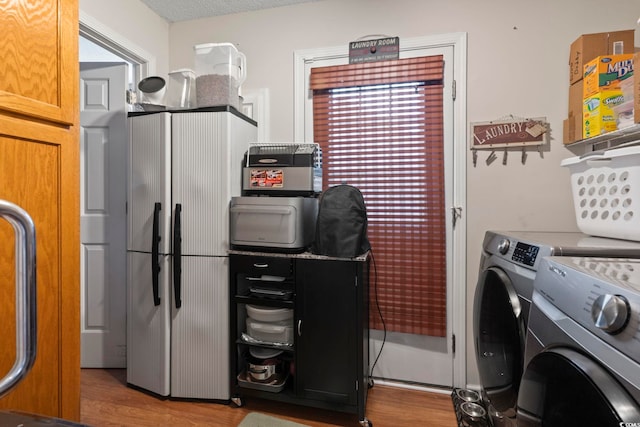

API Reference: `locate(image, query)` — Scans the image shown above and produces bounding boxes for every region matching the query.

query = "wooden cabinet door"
[0,0,77,125]
[0,133,62,415]
[296,259,358,406]
[0,0,80,421]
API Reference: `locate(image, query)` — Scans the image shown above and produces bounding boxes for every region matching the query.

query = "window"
[310,56,447,336]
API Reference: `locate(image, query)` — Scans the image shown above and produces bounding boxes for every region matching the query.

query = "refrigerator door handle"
[173,203,182,309]
[0,200,37,398]
[152,202,162,306]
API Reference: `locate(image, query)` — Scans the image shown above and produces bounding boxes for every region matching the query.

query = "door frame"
[79,11,155,84]
[293,32,468,388]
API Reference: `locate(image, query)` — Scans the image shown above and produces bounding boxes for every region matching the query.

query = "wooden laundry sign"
[471,117,548,149]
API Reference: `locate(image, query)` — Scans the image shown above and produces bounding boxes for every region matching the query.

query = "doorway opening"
[78,19,150,368]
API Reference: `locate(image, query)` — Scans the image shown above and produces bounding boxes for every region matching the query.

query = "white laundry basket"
[561,145,640,241]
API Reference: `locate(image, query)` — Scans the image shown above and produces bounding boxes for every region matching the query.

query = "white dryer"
[518,256,640,426]
[473,231,640,427]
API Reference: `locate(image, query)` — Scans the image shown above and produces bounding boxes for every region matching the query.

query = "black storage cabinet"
[229,251,370,426]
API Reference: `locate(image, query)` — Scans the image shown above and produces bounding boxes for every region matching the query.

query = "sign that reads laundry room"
[349,36,400,64]
[471,117,548,149]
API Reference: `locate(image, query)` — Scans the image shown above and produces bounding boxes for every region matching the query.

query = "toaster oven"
[241,143,322,196]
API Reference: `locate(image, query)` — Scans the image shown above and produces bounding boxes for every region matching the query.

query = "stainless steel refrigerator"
[126,108,257,399]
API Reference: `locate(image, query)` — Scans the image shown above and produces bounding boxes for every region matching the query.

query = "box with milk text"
[583,54,634,97]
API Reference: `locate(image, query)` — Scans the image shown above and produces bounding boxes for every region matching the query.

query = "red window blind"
[310,56,446,337]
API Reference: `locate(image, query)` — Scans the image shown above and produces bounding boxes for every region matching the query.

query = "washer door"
[473,266,525,416]
[517,348,640,426]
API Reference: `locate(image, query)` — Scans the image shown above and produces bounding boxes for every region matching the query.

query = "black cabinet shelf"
[234,381,297,401]
[229,251,371,426]
[235,340,294,353]
[234,295,295,308]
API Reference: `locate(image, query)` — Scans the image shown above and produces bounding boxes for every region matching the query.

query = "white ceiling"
[139,0,323,22]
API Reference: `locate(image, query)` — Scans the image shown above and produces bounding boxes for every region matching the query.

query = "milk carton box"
[583,54,634,97]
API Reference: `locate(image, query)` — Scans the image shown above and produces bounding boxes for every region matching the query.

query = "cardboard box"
[583,89,625,138]
[563,114,582,144]
[568,80,583,119]
[583,54,634,97]
[569,30,634,84]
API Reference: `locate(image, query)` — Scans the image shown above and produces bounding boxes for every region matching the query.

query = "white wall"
[80,0,171,76]
[81,0,640,388]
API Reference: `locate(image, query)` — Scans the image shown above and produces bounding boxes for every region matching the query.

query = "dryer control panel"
[534,256,640,363]
[495,238,540,267]
[512,242,540,267]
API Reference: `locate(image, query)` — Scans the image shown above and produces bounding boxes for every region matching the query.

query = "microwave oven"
[229,196,318,252]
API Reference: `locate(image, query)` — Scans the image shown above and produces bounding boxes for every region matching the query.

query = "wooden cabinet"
[0,0,80,421]
[0,0,78,125]
[229,251,371,425]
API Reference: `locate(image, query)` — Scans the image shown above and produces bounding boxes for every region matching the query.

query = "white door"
[298,34,467,387]
[368,45,456,387]
[80,62,128,368]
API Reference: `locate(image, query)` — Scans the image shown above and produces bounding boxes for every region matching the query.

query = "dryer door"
[473,266,526,418]
[517,348,640,426]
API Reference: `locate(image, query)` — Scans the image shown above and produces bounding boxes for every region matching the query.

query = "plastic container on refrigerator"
[193,43,246,109]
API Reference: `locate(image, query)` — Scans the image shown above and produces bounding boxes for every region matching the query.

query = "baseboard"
[370,378,452,395]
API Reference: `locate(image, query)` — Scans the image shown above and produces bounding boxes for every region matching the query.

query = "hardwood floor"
[81,369,458,426]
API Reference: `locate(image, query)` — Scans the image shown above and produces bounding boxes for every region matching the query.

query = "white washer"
[473,231,640,427]
[518,256,640,426]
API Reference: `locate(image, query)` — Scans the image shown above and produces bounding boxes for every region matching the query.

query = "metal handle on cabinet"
[151,202,161,306]
[173,204,182,309]
[0,200,37,398]
[253,263,268,268]
[297,320,302,337]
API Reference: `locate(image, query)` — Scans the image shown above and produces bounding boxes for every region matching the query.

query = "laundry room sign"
[471,117,548,149]
[349,36,400,64]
